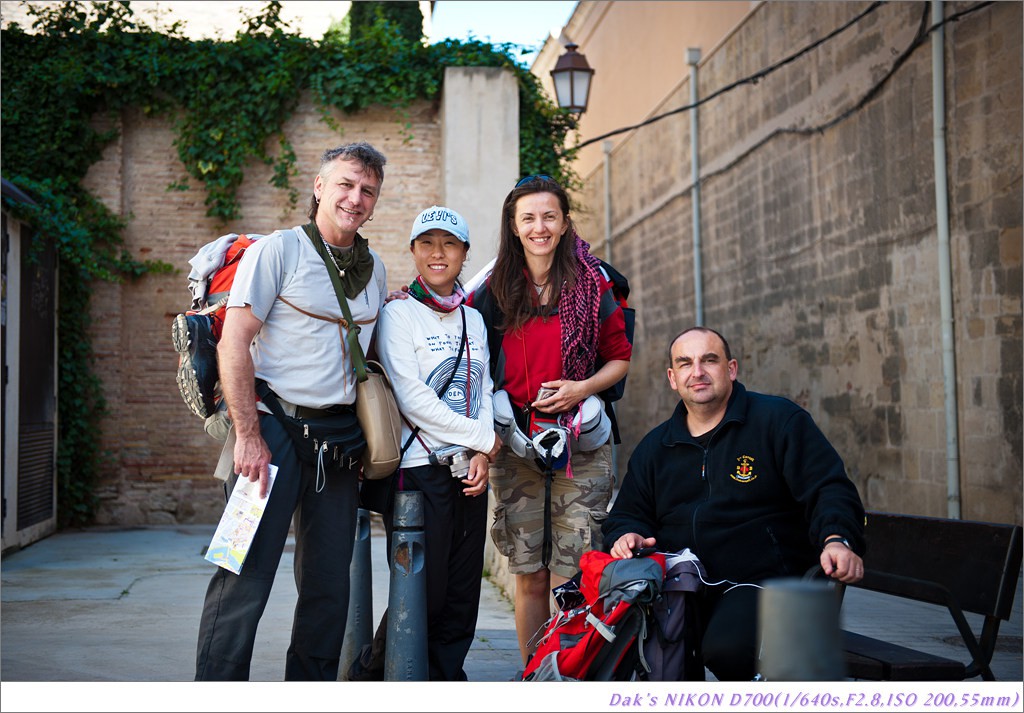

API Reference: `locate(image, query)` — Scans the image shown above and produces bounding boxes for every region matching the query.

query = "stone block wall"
[574,1,1021,523]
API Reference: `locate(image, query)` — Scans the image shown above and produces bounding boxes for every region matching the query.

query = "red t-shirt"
[476,277,632,410]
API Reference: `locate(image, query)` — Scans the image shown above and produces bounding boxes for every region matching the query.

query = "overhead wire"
[574,1,993,152]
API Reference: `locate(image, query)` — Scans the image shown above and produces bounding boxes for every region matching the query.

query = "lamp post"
[550,42,594,114]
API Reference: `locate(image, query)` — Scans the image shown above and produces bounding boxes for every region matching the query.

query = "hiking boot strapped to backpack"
[172,233,262,424]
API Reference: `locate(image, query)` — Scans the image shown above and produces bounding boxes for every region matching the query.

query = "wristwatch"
[823,536,850,549]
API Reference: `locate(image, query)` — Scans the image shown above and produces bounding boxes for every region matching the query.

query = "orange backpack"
[188,233,259,339]
[173,233,261,421]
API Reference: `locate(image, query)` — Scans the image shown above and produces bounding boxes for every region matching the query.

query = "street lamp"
[550,43,594,114]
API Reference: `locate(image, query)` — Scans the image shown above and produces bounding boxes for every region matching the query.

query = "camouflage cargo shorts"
[488,444,613,579]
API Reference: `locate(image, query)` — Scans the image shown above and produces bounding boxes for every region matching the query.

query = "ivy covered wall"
[1,1,578,526]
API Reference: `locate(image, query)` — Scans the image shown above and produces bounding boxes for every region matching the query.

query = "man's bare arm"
[219,306,273,497]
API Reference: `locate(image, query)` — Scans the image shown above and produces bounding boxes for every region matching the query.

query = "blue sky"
[428,1,577,65]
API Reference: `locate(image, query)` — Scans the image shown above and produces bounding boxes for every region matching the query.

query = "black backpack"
[472,259,635,443]
[595,260,635,404]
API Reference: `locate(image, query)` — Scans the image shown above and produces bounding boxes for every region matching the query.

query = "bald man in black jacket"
[603,326,865,681]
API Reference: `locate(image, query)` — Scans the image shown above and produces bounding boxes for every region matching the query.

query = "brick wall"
[575,2,1022,523]
[84,96,443,524]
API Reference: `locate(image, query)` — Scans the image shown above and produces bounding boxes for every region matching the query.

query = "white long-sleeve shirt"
[377,297,496,468]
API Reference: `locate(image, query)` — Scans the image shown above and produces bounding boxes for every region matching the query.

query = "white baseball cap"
[409,205,469,245]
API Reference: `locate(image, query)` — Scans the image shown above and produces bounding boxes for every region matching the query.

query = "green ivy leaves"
[3,2,577,223]
[2,1,578,527]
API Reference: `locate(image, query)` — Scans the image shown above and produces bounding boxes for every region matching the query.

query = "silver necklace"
[321,236,346,278]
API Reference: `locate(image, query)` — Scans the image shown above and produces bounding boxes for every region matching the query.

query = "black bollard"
[339,507,373,680]
[384,490,428,680]
[757,578,845,680]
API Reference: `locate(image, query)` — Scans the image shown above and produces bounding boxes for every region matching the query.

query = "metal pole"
[603,139,614,264]
[758,578,844,680]
[603,138,620,483]
[687,47,704,327]
[338,507,373,680]
[931,0,961,519]
[384,490,428,680]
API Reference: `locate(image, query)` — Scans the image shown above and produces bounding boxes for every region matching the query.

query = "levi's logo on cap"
[420,207,459,227]
[410,205,470,244]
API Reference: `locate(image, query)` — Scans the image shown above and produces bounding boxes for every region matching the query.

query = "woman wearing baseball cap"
[372,205,502,680]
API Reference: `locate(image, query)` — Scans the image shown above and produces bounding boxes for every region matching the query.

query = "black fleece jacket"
[602,381,865,584]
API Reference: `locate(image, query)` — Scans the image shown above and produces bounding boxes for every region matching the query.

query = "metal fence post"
[384,490,428,680]
[338,507,373,680]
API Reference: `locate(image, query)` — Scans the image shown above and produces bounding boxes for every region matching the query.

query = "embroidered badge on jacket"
[731,455,757,483]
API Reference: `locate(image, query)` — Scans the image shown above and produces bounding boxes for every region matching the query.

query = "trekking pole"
[339,507,373,680]
[542,463,554,568]
[536,432,561,570]
[757,578,844,680]
[384,490,428,680]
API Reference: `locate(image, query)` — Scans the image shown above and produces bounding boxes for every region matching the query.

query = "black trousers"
[384,463,488,681]
[695,583,761,681]
[195,413,359,680]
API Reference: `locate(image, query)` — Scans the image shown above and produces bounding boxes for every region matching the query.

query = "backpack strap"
[594,259,634,444]
[276,295,373,371]
[597,259,630,301]
[194,294,229,317]
[297,227,371,381]
[472,281,504,377]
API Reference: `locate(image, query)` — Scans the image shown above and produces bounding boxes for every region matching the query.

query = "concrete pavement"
[0,522,521,684]
[1,523,1021,708]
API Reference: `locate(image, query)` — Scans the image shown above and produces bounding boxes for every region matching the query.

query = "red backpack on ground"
[522,550,668,681]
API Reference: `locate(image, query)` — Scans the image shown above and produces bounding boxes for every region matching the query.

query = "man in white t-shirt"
[195,142,389,681]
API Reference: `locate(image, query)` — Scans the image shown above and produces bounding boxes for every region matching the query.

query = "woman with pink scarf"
[468,175,632,668]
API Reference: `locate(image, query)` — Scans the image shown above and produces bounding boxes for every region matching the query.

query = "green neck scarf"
[302,222,375,299]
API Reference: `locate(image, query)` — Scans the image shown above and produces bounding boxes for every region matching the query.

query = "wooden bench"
[815,511,1022,681]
